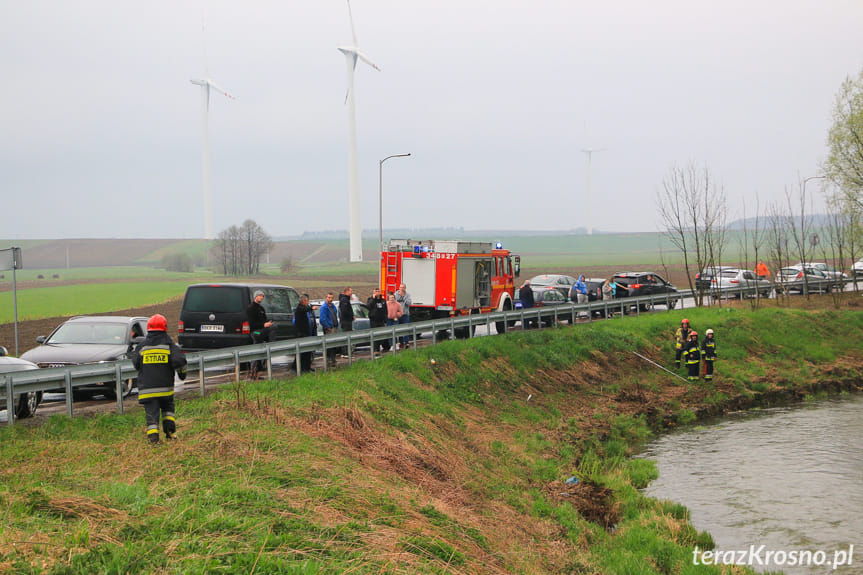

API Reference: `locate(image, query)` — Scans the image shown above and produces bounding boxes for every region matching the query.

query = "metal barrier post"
[266,346,272,379]
[233,350,241,382]
[64,370,74,417]
[4,375,13,426]
[295,342,301,376]
[114,363,124,415]
[198,355,206,396]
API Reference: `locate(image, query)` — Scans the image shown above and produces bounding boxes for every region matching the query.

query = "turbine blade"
[208,80,237,100]
[347,0,358,47]
[356,50,380,71]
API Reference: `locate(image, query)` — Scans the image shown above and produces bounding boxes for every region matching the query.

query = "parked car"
[612,272,679,311]
[694,266,736,291]
[791,262,847,280]
[852,259,863,277]
[178,283,300,351]
[20,316,148,400]
[0,346,41,419]
[703,268,773,299]
[776,267,834,294]
[527,274,577,298]
[310,299,371,336]
[516,286,571,326]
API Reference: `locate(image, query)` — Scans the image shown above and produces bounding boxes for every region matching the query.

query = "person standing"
[701,328,717,381]
[601,278,617,318]
[756,260,770,279]
[367,287,389,353]
[246,290,275,378]
[519,280,536,328]
[685,330,701,382]
[386,292,403,349]
[293,294,316,373]
[338,287,355,333]
[131,314,187,444]
[318,292,340,367]
[570,275,589,318]
[395,283,412,347]
[674,318,692,369]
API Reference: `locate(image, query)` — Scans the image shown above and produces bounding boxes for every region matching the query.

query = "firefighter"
[701,328,717,380]
[131,314,187,444]
[685,330,701,381]
[674,318,692,369]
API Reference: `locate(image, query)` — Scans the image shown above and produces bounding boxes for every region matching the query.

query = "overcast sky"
[3,1,862,240]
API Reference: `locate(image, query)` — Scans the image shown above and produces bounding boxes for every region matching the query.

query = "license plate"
[200,324,224,333]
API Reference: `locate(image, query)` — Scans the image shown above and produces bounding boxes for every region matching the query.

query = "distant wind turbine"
[338,0,380,262]
[191,11,235,240]
[582,147,606,235]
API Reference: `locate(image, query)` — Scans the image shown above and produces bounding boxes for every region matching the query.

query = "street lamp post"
[379,153,411,261]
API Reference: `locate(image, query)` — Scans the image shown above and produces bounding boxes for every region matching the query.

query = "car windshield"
[48,322,128,344]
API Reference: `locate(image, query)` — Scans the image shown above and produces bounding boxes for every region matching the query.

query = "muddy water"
[640,394,863,574]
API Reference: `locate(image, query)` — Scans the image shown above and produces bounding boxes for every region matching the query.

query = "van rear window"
[184,287,246,313]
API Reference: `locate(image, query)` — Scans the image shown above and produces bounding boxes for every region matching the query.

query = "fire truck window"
[505,258,511,276]
[494,257,500,276]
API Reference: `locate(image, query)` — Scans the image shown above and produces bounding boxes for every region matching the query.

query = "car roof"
[529,274,574,282]
[185,282,296,289]
[65,316,148,323]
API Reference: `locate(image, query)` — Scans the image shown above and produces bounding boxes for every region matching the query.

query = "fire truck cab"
[381,239,520,335]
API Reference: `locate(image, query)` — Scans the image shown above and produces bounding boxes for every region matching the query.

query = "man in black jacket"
[294,294,316,373]
[367,287,389,352]
[338,287,355,332]
[131,314,187,444]
[246,290,275,377]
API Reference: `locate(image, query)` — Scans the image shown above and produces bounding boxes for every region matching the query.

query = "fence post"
[4,375,13,426]
[266,346,273,379]
[198,355,206,396]
[64,370,74,418]
[114,363,124,415]
[233,350,241,382]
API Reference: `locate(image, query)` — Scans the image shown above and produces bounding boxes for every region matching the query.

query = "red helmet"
[147,314,167,332]
[681,318,689,325]
[689,331,698,338]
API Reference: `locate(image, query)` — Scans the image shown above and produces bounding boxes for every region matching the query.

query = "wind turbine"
[338,0,380,262]
[582,147,606,235]
[191,12,235,240]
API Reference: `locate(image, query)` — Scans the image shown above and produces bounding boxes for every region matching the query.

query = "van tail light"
[796,272,803,279]
[241,321,250,335]
[711,279,717,284]
[178,320,184,334]
[631,283,643,289]
[695,273,701,279]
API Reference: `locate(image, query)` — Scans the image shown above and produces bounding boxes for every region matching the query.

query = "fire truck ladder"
[384,251,400,294]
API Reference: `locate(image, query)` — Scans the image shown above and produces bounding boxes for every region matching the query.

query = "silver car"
[0,347,41,419]
[708,268,773,299]
[776,267,834,294]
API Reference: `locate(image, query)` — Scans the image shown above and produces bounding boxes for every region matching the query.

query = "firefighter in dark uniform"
[246,290,275,378]
[132,314,187,444]
[684,330,701,382]
[701,328,717,380]
[674,318,692,369]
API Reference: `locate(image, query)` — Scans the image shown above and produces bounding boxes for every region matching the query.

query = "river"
[640,394,863,574]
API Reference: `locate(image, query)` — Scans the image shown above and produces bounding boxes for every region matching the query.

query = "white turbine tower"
[582,147,606,235]
[191,13,235,240]
[338,0,380,262]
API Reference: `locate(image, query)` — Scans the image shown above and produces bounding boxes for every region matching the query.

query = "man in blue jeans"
[395,283,411,348]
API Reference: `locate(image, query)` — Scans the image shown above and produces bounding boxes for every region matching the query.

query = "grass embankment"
[2,307,862,574]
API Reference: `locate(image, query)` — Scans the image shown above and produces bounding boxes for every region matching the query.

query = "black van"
[178,283,300,351]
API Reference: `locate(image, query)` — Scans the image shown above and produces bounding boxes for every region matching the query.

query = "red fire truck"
[380,239,521,336]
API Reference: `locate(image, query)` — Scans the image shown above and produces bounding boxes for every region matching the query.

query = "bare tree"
[656,162,728,306]
[240,219,273,275]
[212,222,272,276]
[765,201,792,303]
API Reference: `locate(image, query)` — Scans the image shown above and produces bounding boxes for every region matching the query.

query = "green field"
[0,281,190,323]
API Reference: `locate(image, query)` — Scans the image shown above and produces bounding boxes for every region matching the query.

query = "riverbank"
[2,305,861,573]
